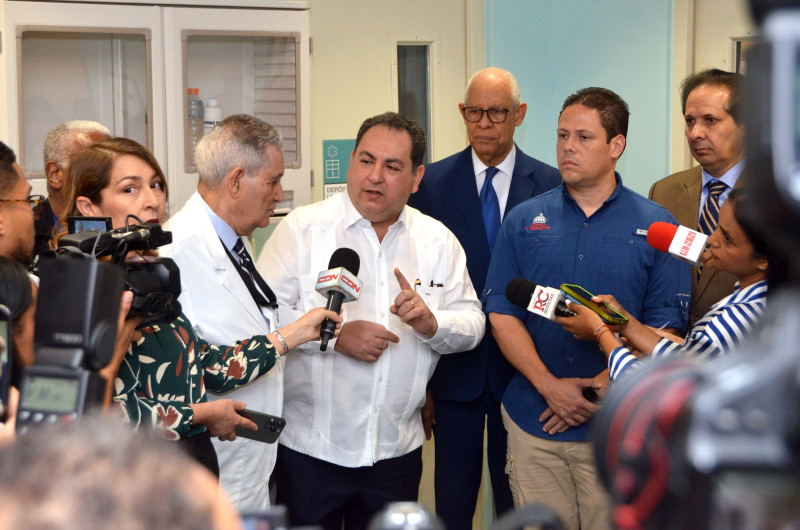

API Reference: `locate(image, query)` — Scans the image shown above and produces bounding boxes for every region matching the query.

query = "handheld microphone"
[505,278,576,321]
[315,248,362,351]
[646,222,708,267]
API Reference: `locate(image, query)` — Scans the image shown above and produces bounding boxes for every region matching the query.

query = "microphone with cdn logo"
[314,248,362,351]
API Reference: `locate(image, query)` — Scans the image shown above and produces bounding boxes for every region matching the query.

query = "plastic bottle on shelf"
[204,99,223,136]
[186,88,204,173]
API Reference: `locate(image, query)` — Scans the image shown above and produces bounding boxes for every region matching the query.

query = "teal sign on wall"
[322,139,355,184]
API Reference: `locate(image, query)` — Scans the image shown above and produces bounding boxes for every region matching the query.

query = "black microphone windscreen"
[505,277,536,310]
[328,247,360,275]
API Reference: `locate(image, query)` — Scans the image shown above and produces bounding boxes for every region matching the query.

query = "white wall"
[306,0,480,201]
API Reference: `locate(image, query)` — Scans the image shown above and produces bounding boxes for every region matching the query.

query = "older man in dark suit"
[408,67,560,529]
[649,69,745,330]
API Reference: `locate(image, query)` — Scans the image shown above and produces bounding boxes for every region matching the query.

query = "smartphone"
[560,284,629,325]
[235,409,286,444]
[67,216,112,235]
[582,386,599,404]
[0,305,12,422]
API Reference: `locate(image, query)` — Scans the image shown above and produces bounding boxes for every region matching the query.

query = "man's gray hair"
[464,67,521,107]
[42,120,111,168]
[196,114,283,188]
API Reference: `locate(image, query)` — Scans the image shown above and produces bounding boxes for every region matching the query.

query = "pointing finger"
[394,267,413,291]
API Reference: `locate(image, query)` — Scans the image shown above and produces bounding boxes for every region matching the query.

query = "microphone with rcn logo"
[315,248,363,351]
[505,277,576,321]
[646,221,708,266]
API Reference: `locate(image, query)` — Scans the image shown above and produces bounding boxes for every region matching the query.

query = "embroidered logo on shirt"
[525,212,551,231]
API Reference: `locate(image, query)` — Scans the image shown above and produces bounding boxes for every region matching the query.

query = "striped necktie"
[696,180,728,280]
[698,180,728,237]
[481,167,501,252]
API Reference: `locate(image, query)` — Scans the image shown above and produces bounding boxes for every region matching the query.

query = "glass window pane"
[186,34,299,167]
[397,44,431,164]
[20,31,149,174]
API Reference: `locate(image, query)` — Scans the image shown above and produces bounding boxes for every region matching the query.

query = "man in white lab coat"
[160,114,286,510]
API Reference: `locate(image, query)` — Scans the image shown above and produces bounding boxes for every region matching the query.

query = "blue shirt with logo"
[484,174,691,441]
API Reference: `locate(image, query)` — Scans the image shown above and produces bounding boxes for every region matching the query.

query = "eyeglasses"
[461,106,513,123]
[0,194,46,210]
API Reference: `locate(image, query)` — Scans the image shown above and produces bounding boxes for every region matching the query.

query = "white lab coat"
[160,191,282,511]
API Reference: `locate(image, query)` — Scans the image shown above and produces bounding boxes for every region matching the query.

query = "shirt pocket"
[417,284,444,311]
[518,232,564,283]
[597,235,651,301]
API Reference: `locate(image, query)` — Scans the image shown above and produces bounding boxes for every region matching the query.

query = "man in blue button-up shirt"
[485,87,691,530]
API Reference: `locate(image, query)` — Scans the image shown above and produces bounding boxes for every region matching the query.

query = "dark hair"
[560,87,630,142]
[354,112,426,171]
[681,69,743,123]
[0,256,33,322]
[727,188,767,258]
[726,187,787,289]
[0,141,20,198]
[61,137,168,229]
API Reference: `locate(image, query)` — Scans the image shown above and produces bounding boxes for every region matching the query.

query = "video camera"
[16,220,181,433]
[592,2,800,528]
[54,220,182,328]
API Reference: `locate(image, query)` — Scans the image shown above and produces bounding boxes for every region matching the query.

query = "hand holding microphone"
[504,278,576,321]
[315,248,363,351]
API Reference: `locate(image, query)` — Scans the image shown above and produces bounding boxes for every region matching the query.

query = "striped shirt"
[609,280,768,382]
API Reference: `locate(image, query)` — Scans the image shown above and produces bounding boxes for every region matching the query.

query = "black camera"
[54,221,182,327]
[16,222,182,432]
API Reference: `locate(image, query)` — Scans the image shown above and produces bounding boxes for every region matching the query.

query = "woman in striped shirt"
[560,189,770,383]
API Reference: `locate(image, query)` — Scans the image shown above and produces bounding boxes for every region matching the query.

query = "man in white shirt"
[258,112,485,530]
[160,114,286,510]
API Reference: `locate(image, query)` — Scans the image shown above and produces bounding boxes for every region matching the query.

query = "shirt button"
[578,255,584,260]
[380,281,384,286]
[379,377,383,382]
[378,252,383,257]
[380,313,385,318]
[316,432,321,438]
[583,222,588,228]
[568,357,574,363]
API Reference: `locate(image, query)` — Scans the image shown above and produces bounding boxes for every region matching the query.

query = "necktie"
[232,238,277,308]
[696,180,728,279]
[698,180,728,237]
[481,167,501,252]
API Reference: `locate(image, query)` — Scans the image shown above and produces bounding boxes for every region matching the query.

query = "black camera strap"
[220,238,278,310]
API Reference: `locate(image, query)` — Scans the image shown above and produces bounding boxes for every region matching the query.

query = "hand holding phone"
[560,284,628,325]
[235,409,286,444]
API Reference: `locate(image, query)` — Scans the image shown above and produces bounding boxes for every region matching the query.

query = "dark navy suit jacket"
[408,146,561,402]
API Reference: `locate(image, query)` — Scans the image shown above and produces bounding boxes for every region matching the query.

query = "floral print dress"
[113,313,279,440]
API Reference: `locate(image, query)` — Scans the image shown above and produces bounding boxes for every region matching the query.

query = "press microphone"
[505,278,575,321]
[646,221,709,266]
[315,248,362,351]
